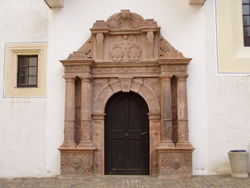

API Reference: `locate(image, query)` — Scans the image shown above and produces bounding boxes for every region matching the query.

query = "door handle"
[141,131,148,136]
[124,133,128,137]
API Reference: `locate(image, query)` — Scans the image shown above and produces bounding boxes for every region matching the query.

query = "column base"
[77,141,95,149]
[158,141,175,149]
[59,147,96,176]
[156,147,194,179]
[176,142,194,149]
[59,142,76,149]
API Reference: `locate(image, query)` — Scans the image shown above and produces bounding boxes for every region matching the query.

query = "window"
[4,43,47,97]
[17,55,38,87]
[242,0,250,46]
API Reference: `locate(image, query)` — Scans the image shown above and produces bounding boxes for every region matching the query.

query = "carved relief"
[171,159,182,170]
[110,35,142,62]
[120,78,132,92]
[158,151,192,177]
[61,151,93,176]
[107,10,145,30]
[159,36,184,59]
[68,38,93,60]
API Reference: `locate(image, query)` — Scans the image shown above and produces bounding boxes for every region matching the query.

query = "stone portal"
[59,10,194,178]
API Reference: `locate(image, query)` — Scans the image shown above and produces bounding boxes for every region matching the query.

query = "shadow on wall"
[213,161,231,175]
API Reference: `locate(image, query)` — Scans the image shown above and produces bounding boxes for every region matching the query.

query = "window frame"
[4,43,47,97]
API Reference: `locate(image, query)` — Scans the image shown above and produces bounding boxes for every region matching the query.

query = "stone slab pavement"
[1,175,250,188]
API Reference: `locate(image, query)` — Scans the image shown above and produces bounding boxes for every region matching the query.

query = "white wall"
[2,0,250,177]
[205,0,250,175]
[0,0,49,177]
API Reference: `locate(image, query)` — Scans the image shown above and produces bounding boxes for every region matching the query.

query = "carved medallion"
[111,35,142,62]
[171,159,182,170]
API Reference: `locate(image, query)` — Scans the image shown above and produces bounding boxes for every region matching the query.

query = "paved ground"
[1,175,250,188]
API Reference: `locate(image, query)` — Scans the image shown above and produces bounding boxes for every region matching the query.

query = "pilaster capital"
[148,113,161,120]
[175,74,188,80]
[79,76,92,83]
[159,74,173,81]
[63,75,76,82]
[92,113,106,120]
[90,20,109,34]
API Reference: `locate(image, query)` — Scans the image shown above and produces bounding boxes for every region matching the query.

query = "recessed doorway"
[105,92,149,175]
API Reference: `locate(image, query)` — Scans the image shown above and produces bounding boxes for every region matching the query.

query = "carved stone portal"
[59,10,194,178]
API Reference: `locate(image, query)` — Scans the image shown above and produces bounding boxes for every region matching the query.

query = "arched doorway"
[60,10,194,178]
[104,92,149,175]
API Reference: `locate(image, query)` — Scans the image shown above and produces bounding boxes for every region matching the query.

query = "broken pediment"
[66,10,187,62]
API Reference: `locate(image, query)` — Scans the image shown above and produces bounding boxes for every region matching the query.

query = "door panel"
[105,92,149,175]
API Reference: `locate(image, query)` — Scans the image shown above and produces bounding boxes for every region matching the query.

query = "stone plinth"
[60,148,96,176]
[157,147,194,179]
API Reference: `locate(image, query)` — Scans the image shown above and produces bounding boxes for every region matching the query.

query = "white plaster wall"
[0,0,49,177]
[205,0,250,175]
[46,0,209,176]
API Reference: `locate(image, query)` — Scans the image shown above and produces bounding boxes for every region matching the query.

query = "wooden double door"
[105,92,149,175]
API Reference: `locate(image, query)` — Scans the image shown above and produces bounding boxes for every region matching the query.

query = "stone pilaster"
[146,31,154,60]
[90,20,108,61]
[96,33,104,60]
[160,76,175,148]
[78,77,93,148]
[60,76,76,148]
[176,75,193,149]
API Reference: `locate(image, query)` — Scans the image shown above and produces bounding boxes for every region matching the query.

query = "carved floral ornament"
[65,9,188,62]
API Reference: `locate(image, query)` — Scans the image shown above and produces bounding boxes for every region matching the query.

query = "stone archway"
[59,10,194,178]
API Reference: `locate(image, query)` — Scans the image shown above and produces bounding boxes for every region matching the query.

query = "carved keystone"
[120,77,132,92]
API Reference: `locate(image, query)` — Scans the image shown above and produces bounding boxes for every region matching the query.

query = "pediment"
[66,10,188,63]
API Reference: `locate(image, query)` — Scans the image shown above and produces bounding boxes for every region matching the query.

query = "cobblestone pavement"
[1,175,250,188]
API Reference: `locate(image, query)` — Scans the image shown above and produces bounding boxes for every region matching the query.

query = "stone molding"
[59,10,193,178]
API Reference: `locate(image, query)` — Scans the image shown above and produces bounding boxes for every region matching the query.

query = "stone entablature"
[59,10,194,178]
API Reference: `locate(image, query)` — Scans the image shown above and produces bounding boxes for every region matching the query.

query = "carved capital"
[92,113,105,120]
[64,76,76,82]
[79,76,92,83]
[91,20,109,33]
[148,113,161,120]
[175,74,188,80]
[160,75,173,81]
